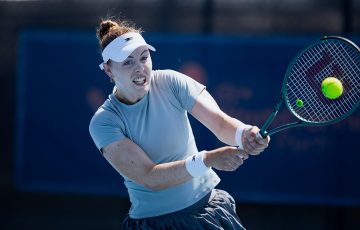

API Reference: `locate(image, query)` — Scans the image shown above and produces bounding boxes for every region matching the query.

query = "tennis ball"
[296,99,303,107]
[321,77,343,99]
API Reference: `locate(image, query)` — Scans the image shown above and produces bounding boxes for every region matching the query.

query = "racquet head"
[283,36,360,126]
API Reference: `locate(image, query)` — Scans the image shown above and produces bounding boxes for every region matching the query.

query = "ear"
[103,63,115,83]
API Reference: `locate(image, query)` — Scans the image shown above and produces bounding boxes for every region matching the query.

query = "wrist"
[202,151,211,168]
[235,124,252,149]
[185,151,210,177]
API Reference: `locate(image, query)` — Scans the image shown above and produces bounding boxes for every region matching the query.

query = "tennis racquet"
[257,36,360,138]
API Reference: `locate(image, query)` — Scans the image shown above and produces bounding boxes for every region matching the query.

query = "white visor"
[99,32,156,70]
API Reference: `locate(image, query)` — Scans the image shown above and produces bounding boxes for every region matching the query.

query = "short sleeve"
[160,70,205,112]
[89,107,126,151]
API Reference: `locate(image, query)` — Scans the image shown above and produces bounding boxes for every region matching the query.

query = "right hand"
[242,126,270,155]
[203,146,249,171]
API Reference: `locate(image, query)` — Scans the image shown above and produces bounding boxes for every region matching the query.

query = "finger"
[231,153,244,164]
[237,149,249,160]
[245,143,265,155]
[265,135,271,144]
[248,149,262,156]
[250,126,260,138]
[248,129,257,141]
[249,130,263,147]
[225,160,242,171]
[251,134,269,148]
[245,138,259,153]
[242,127,256,145]
[252,144,268,153]
[235,154,246,162]
[242,132,254,153]
[253,142,268,151]
[240,153,249,160]
[231,157,244,170]
[255,134,271,145]
[243,138,265,155]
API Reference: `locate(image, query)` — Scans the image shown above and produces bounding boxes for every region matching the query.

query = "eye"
[123,60,132,66]
[141,56,148,62]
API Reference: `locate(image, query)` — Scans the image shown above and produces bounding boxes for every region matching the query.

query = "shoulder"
[89,107,113,131]
[89,100,123,132]
[152,69,183,83]
[152,69,180,77]
[152,69,194,88]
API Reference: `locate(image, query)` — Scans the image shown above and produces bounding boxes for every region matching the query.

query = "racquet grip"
[256,131,267,139]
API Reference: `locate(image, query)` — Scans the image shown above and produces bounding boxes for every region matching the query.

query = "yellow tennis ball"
[321,77,343,99]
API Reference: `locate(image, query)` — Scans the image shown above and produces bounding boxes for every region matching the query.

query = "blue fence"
[15,30,360,206]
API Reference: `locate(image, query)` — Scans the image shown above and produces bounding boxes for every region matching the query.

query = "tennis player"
[89,18,270,230]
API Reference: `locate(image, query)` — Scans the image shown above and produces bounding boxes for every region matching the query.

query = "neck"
[115,90,139,105]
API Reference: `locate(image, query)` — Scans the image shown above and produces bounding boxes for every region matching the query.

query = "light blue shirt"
[89,69,220,218]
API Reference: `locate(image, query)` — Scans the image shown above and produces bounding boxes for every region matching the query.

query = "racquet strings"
[285,39,360,124]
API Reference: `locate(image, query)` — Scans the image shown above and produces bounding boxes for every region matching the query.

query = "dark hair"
[96,18,143,51]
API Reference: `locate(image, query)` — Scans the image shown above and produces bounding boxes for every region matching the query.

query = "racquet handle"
[256,131,268,139]
[256,132,263,139]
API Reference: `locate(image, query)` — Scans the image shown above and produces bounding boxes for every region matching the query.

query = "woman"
[89,18,270,230]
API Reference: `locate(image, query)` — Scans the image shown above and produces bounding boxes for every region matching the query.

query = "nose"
[134,62,145,73]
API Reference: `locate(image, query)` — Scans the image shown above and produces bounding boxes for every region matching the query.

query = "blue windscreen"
[15,30,360,206]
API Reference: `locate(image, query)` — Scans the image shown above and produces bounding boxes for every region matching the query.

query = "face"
[104,46,153,104]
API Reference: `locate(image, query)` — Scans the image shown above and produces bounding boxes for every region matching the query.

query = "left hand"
[203,146,249,172]
[242,126,270,155]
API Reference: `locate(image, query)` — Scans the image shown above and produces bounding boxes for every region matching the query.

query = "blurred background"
[1,0,360,229]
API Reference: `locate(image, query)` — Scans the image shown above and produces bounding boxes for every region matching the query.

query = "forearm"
[103,139,194,192]
[214,113,248,146]
[147,146,246,190]
[144,160,192,191]
[103,138,249,192]
[191,90,250,146]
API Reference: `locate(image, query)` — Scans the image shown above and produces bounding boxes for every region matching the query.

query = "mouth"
[132,75,147,86]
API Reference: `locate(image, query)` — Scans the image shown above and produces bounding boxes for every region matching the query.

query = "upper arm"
[102,138,156,187]
[191,89,226,134]
[89,108,126,151]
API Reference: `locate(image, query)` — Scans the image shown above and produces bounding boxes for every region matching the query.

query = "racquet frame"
[259,36,360,138]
